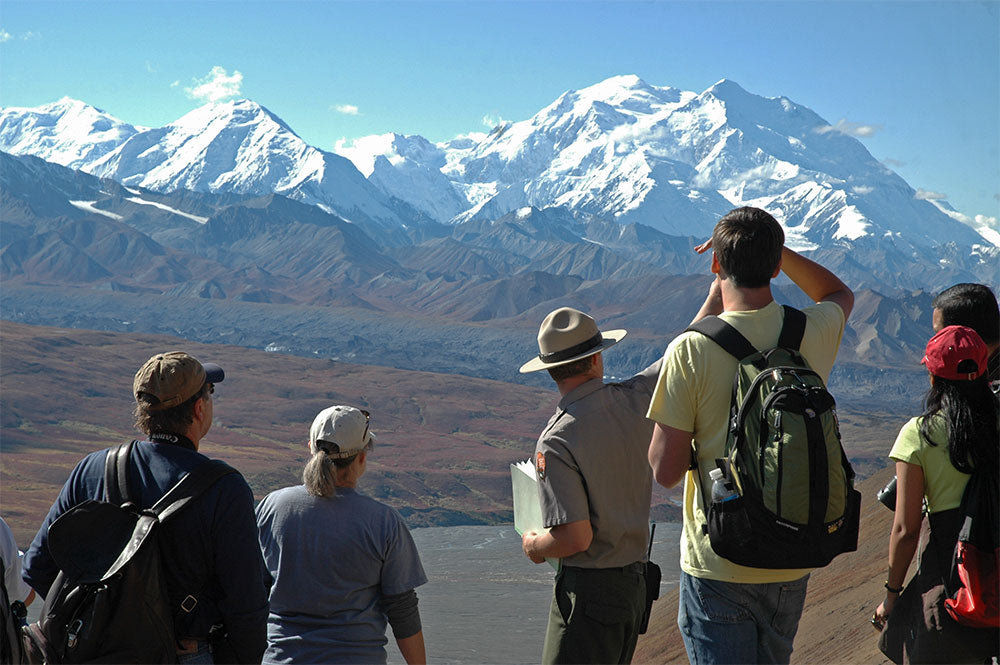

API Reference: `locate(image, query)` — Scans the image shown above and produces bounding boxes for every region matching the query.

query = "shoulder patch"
[535,451,546,480]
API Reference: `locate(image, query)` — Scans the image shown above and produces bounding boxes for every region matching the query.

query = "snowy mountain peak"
[1,77,994,254]
[170,99,298,137]
[0,97,138,169]
[0,97,414,230]
[576,74,651,100]
[703,78,751,100]
[336,132,444,178]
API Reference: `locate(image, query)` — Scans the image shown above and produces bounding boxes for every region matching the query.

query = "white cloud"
[928,198,1000,247]
[481,113,507,129]
[332,104,360,115]
[170,80,180,88]
[21,31,40,41]
[915,188,948,201]
[976,213,999,231]
[816,118,882,138]
[334,133,398,177]
[0,29,11,43]
[851,185,874,195]
[146,60,158,73]
[184,66,243,103]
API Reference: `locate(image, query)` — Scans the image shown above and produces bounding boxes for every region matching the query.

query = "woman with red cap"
[872,325,999,663]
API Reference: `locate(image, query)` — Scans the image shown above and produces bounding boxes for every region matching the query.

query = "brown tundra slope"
[634,466,907,664]
[2,321,685,545]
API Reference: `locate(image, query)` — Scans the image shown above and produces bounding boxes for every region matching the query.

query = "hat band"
[538,333,603,364]
[318,439,371,459]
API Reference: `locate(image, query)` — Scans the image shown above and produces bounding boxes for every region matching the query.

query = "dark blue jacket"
[23,439,268,663]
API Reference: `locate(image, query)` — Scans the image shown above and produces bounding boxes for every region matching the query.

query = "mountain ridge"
[2,76,994,256]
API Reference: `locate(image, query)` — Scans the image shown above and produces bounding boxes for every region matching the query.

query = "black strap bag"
[22,441,234,664]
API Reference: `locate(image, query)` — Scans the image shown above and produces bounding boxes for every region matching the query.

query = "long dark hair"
[919,367,999,474]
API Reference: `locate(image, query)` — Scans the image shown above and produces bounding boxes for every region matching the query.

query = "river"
[386,523,682,664]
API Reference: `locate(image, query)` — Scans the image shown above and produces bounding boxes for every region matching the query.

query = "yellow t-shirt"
[889,415,970,513]
[647,300,846,583]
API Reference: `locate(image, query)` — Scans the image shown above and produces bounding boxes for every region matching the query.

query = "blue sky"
[1,1,998,221]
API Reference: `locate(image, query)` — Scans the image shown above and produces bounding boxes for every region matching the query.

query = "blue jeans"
[677,571,809,665]
[177,643,214,665]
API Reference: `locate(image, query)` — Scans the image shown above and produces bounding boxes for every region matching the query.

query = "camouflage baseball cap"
[133,351,224,410]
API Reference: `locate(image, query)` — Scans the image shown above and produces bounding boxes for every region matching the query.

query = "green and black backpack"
[688,305,861,569]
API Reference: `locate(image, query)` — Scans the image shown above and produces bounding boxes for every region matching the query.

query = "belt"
[564,561,645,575]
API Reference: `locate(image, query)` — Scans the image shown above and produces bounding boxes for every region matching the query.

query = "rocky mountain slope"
[0,149,960,418]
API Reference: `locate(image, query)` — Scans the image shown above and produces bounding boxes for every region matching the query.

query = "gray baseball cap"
[309,405,377,459]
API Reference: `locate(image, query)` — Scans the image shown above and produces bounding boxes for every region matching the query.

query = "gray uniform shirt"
[535,359,660,569]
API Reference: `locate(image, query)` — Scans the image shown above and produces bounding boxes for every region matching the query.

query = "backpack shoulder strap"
[104,441,138,506]
[100,460,237,581]
[777,306,806,352]
[686,316,758,361]
[150,459,238,523]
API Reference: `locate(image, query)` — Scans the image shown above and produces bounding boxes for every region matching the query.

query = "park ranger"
[519,307,660,664]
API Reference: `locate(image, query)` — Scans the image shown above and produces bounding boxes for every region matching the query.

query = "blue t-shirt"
[256,485,427,665]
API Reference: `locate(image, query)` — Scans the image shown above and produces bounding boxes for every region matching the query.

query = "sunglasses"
[359,409,372,449]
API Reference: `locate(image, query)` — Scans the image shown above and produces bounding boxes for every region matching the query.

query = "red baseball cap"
[922,325,988,381]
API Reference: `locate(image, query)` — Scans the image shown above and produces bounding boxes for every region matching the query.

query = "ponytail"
[303,446,360,497]
[303,449,337,497]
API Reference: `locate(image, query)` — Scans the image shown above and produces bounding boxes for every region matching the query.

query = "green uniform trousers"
[541,563,646,664]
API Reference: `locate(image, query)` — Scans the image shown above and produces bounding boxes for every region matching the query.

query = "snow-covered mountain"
[0,99,420,233]
[340,75,992,251]
[1,76,995,258]
[0,97,139,169]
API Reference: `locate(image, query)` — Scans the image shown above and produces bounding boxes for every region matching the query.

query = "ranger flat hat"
[310,405,377,459]
[519,307,626,373]
[133,351,224,411]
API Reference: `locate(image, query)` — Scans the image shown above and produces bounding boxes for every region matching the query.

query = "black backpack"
[687,305,861,569]
[22,441,235,664]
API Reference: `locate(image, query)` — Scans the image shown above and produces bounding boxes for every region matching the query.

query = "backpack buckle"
[180,595,198,612]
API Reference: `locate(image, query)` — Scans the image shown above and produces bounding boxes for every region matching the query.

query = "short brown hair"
[711,207,785,288]
[547,355,595,382]
[133,384,208,436]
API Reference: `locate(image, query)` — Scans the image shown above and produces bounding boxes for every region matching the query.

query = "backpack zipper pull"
[67,619,83,649]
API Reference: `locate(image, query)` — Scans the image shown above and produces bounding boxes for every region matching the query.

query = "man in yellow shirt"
[646,206,854,664]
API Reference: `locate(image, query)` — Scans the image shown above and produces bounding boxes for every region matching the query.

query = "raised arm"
[779,247,854,318]
[689,277,724,326]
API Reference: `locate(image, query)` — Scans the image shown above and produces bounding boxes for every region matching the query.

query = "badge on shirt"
[535,451,546,480]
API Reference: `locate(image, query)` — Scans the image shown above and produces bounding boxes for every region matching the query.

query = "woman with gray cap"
[255,406,428,665]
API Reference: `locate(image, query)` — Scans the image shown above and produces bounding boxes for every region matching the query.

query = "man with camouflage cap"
[519,307,661,664]
[23,351,268,663]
